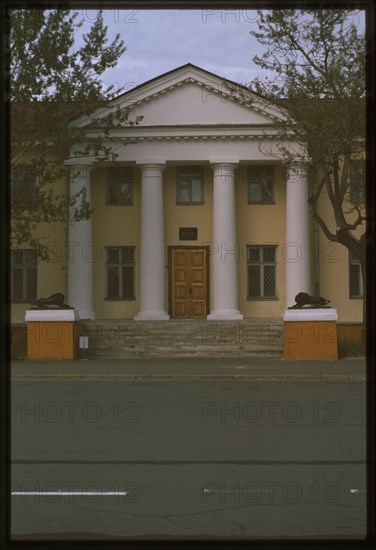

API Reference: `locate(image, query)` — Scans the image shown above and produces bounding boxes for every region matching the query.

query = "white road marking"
[11,491,128,496]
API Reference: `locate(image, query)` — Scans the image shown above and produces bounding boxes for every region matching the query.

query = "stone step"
[81,320,284,358]
[88,353,282,359]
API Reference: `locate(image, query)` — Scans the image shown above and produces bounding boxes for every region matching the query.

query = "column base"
[207,309,244,320]
[134,310,170,321]
[78,310,96,321]
[282,309,338,360]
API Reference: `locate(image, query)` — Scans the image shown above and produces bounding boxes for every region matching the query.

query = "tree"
[248,10,367,316]
[9,9,139,260]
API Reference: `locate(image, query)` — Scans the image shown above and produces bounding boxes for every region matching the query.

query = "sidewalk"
[11,357,366,381]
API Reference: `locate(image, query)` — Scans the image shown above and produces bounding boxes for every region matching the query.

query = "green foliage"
[252,11,365,99]
[10,157,92,259]
[9,9,139,260]
[9,9,125,102]
[250,10,367,278]
[250,10,365,166]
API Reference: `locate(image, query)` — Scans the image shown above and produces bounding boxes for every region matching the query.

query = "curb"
[11,374,366,381]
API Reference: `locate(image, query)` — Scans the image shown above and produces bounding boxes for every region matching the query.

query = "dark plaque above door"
[179,227,198,241]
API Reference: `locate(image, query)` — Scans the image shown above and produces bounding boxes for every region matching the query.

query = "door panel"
[171,248,208,318]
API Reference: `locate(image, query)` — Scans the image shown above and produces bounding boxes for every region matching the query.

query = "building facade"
[10,64,364,325]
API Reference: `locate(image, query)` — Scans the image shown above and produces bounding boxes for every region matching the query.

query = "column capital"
[68,164,92,186]
[210,160,238,172]
[136,163,166,178]
[210,163,238,182]
[287,162,308,178]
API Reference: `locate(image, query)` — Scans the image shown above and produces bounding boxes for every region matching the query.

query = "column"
[283,165,338,360]
[134,164,169,320]
[207,163,243,320]
[66,162,95,320]
[285,164,311,308]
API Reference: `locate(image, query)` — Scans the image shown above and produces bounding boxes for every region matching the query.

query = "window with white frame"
[11,249,37,302]
[248,165,274,204]
[176,172,204,204]
[105,246,135,300]
[106,166,133,205]
[349,250,363,298]
[247,245,277,299]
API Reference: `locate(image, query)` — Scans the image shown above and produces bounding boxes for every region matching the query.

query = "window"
[11,164,37,208]
[105,246,135,300]
[11,249,37,302]
[247,245,277,299]
[106,166,133,205]
[349,251,363,298]
[248,165,274,204]
[177,173,204,204]
[348,159,365,204]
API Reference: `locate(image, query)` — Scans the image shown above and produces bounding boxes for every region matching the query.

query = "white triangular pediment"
[123,80,276,127]
[70,64,286,130]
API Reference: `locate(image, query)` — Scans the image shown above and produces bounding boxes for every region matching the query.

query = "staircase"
[81,319,284,358]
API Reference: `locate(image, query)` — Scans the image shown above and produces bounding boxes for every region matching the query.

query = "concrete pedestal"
[25,310,81,360]
[282,309,338,360]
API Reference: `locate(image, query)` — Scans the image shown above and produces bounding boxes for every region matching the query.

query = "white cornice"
[84,125,281,141]
[101,134,277,143]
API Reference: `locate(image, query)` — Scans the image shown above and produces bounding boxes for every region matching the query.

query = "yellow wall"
[164,165,213,246]
[164,165,213,311]
[90,162,290,320]
[236,164,287,318]
[317,183,364,323]
[11,161,363,323]
[91,164,141,319]
[11,228,67,323]
[10,162,67,324]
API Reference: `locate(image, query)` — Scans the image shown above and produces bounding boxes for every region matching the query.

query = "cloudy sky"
[80,9,272,92]
[77,8,365,96]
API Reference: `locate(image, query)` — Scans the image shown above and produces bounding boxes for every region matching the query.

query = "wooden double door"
[169,247,209,318]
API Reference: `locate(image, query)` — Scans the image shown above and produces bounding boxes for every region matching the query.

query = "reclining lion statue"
[288,292,331,309]
[31,292,73,310]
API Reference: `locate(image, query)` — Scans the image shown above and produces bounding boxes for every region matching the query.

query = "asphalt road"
[10,379,366,540]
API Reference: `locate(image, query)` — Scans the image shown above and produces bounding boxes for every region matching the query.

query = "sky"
[75,8,365,96]
[8,7,366,100]
[79,9,271,93]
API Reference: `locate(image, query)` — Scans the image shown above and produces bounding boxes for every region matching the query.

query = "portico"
[65,159,311,321]
[65,64,312,322]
